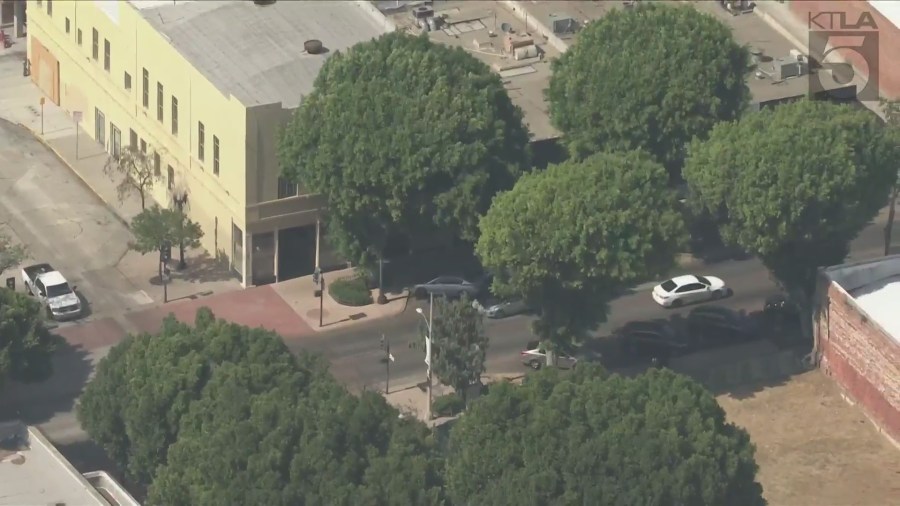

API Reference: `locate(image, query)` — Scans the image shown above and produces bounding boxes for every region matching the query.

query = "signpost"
[313,267,324,327]
[39,97,45,135]
[160,241,172,303]
[72,110,83,160]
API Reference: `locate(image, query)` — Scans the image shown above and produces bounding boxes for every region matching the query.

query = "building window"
[92,29,98,60]
[198,122,205,161]
[277,177,299,199]
[140,139,147,154]
[153,152,161,176]
[94,108,106,147]
[213,136,220,175]
[47,0,52,16]
[65,18,70,33]
[142,69,149,108]
[104,39,111,72]
[129,129,137,149]
[167,166,174,190]
[110,124,122,159]
[156,83,163,122]
[171,96,178,135]
[124,72,131,90]
[77,29,82,46]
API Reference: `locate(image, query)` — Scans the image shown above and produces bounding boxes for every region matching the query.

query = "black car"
[617,320,692,364]
[686,306,759,344]
[764,295,800,327]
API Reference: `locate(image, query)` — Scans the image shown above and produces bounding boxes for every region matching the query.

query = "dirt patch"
[717,371,900,506]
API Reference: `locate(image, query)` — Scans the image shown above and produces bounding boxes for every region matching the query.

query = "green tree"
[104,146,162,210]
[0,232,26,275]
[880,98,900,255]
[683,99,899,337]
[476,151,685,360]
[279,32,530,285]
[547,3,749,176]
[445,366,765,506]
[169,207,203,270]
[0,287,58,390]
[77,308,308,485]
[430,296,488,403]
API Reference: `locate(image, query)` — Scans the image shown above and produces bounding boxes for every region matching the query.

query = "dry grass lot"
[718,371,900,506]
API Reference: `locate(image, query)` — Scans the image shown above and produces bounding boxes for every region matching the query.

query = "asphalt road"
[297,211,893,392]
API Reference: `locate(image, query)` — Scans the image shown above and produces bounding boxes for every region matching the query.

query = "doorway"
[277,225,316,281]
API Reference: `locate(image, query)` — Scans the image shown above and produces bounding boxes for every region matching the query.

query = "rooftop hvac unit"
[412,5,434,19]
[514,44,539,61]
[773,55,807,80]
[304,39,324,55]
[552,16,578,35]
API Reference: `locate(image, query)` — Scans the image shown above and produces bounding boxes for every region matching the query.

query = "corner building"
[26,0,393,286]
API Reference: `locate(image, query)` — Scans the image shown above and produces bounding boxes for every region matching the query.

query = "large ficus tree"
[430,296,488,402]
[476,151,685,357]
[279,32,531,268]
[445,366,765,506]
[547,3,749,177]
[0,287,58,390]
[683,99,900,336]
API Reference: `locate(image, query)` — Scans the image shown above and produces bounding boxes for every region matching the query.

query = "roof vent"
[252,0,276,5]
[304,40,324,55]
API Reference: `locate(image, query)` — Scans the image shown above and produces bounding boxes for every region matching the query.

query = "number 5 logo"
[809,30,880,101]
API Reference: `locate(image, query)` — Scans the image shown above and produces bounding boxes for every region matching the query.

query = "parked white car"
[21,263,82,320]
[652,274,729,308]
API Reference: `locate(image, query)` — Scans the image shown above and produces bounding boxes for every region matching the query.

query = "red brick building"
[816,257,900,444]
[787,0,900,99]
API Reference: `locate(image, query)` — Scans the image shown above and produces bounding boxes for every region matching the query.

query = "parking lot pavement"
[0,119,149,320]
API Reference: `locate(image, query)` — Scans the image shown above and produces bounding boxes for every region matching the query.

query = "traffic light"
[160,241,172,263]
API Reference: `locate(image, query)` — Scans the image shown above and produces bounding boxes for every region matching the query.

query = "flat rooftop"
[380,1,562,141]
[134,0,392,108]
[826,256,900,345]
[0,422,138,506]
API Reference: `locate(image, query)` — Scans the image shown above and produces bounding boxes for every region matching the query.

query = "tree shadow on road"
[0,339,93,425]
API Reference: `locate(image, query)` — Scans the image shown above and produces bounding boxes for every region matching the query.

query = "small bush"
[432,393,465,417]
[329,277,373,306]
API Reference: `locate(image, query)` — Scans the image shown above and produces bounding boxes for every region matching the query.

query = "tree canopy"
[78,308,445,505]
[0,287,57,390]
[683,99,899,314]
[279,32,531,265]
[430,296,488,401]
[546,3,749,176]
[0,232,26,275]
[476,151,685,346]
[445,366,765,506]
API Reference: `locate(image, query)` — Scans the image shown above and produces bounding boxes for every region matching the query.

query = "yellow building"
[25,0,394,286]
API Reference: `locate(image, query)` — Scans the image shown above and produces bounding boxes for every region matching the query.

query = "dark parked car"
[412,276,480,300]
[617,320,691,364]
[686,305,759,344]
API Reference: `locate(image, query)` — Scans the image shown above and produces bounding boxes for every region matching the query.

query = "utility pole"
[416,293,434,420]
[319,273,325,327]
[382,334,394,394]
[160,241,171,303]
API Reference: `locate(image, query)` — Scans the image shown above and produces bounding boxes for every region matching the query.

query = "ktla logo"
[808,10,880,101]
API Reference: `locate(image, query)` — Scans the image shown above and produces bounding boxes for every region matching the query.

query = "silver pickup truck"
[21,263,82,320]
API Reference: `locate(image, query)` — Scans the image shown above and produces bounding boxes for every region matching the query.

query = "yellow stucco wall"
[26,0,252,280]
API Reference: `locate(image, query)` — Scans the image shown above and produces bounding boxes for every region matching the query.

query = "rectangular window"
[142,69,149,108]
[156,83,163,122]
[167,165,175,190]
[124,72,131,90]
[153,152,161,177]
[277,177,299,199]
[111,124,122,159]
[94,108,106,147]
[47,0,52,16]
[104,39,111,72]
[213,135,220,175]
[92,29,98,60]
[140,138,147,154]
[129,129,138,149]
[65,18,70,33]
[171,96,178,135]
[198,122,205,161]
[77,29,82,46]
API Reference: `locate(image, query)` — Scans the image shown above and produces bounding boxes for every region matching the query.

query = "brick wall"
[789,1,900,99]
[817,283,900,442]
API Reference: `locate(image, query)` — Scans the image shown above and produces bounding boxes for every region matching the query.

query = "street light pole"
[416,293,434,421]
[319,273,325,327]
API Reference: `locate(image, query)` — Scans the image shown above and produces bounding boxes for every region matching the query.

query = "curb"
[17,122,132,230]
